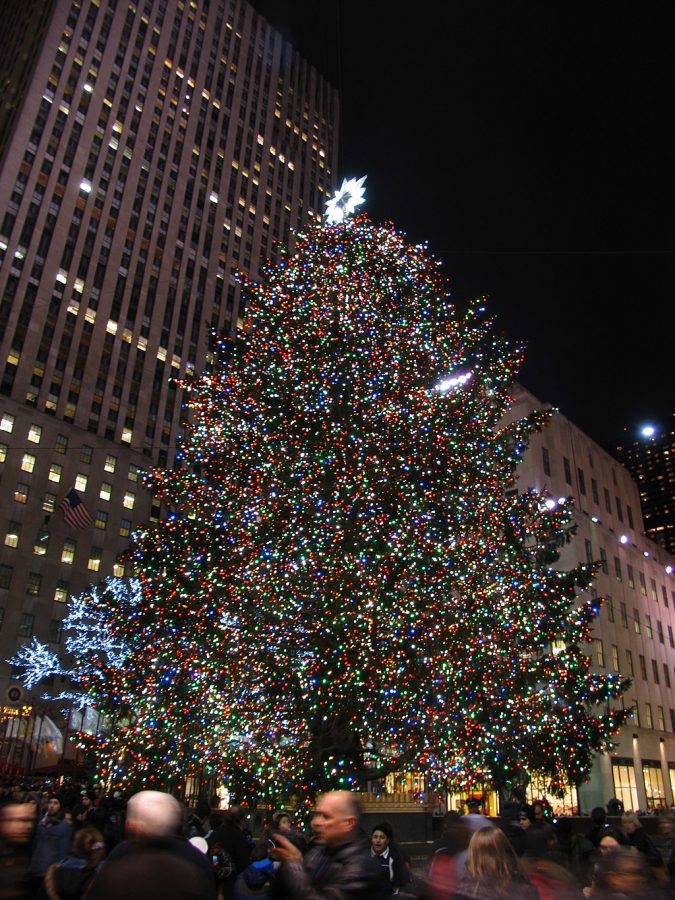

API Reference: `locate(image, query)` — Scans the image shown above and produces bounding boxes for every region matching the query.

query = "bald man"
[272,790,384,900]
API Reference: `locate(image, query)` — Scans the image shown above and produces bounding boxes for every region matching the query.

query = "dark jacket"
[453,875,539,900]
[30,815,72,877]
[279,835,385,900]
[39,855,100,900]
[628,824,663,868]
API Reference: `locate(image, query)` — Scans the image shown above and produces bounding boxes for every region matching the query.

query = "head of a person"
[519,811,532,830]
[532,801,545,822]
[125,790,183,840]
[272,811,292,833]
[46,796,61,818]
[81,793,92,807]
[593,846,650,894]
[659,813,675,835]
[598,827,629,856]
[311,791,360,847]
[466,798,482,814]
[590,805,607,827]
[466,826,523,882]
[0,801,36,845]
[371,821,393,855]
[620,812,639,836]
[71,826,106,867]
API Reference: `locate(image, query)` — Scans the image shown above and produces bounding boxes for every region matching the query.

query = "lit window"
[42,492,57,513]
[594,639,605,667]
[128,464,140,482]
[14,483,29,503]
[80,444,93,463]
[54,581,69,604]
[104,454,117,473]
[95,510,108,530]
[74,473,88,491]
[48,463,62,483]
[33,530,49,555]
[21,453,36,473]
[0,443,7,462]
[0,413,15,432]
[123,491,135,509]
[112,562,125,577]
[61,539,76,564]
[119,518,131,537]
[100,482,112,501]
[5,522,20,548]
[26,572,41,596]
[88,548,102,572]
[28,424,42,443]
[644,703,653,729]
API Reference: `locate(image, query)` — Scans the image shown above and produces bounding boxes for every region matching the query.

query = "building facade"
[0,0,338,712]
[610,420,675,558]
[508,385,675,813]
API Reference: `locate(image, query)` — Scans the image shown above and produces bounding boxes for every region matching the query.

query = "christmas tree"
[13,180,627,800]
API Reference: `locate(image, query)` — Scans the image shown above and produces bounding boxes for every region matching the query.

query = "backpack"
[211,843,236,881]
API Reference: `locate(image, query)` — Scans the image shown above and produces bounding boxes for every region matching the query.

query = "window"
[54,580,69,603]
[119,518,132,537]
[21,453,36,473]
[669,626,674,649]
[0,607,4,630]
[0,443,6,462]
[14,483,29,503]
[605,595,614,622]
[48,619,63,644]
[633,609,641,634]
[651,579,658,602]
[595,639,605,667]
[604,488,612,513]
[600,548,608,574]
[591,478,599,504]
[643,759,663,807]
[17,613,34,637]
[639,572,647,596]
[88,548,102,572]
[644,703,653,729]
[112,561,125,577]
[639,654,648,680]
[128,463,140,482]
[74,473,88,491]
[28,424,42,443]
[612,759,638,814]
[26,572,41,596]
[0,413,15,432]
[123,491,135,509]
[55,433,68,453]
[658,707,666,732]
[95,510,108,530]
[657,621,664,644]
[634,703,641,727]
[563,456,572,485]
[611,644,619,670]
[33,530,49,555]
[48,463,63,482]
[80,444,93,463]
[627,505,634,529]
[664,665,671,689]
[577,468,586,495]
[542,447,551,476]
[585,539,593,564]
[620,602,628,628]
[627,564,635,588]
[652,659,660,684]
[42,492,56,513]
[615,497,624,522]
[0,565,12,589]
[5,522,20,548]
[625,649,634,676]
[645,614,653,639]
[104,454,117,472]
[614,557,622,581]
[61,539,76,564]
[100,482,112,501]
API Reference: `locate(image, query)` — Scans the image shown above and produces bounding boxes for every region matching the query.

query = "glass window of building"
[642,760,664,810]
[61,539,76,564]
[0,565,12,589]
[128,463,140,482]
[88,548,102,572]
[633,609,641,634]
[123,491,135,509]
[80,444,93,463]
[611,645,619,670]
[625,649,634,676]
[611,759,638,813]
[620,602,628,627]
[644,703,653,729]
[33,530,49,555]
[21,453,36,473]
[14,483,29,503]
[605,596,614,622]
[119,518,131,537]
[48,463,63,482]
[594,640,605,667]
[542,447,551,476]
[42,492,56,513]
[28,424,42,443]
[639,654,647,679]
[74,473,88,491]
[26,572,41,596]
[5,522,20,548]
[0,443,7,462]
[100,482,112,501]
[104,454,117,472]
[627,565,635,588]
[614,557,622,581]
[0,413,15,432]
[55,433,69,453]
[563,456,572,484]
[17,613,34,637]
[95,510,108,530]
[54,581,69,603]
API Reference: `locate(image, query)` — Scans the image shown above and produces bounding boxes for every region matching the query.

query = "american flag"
[59,488,94,529]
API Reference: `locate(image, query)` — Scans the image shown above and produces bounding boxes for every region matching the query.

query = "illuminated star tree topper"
[325,175,367,223]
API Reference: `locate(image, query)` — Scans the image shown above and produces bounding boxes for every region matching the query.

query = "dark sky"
[252,1,674,447]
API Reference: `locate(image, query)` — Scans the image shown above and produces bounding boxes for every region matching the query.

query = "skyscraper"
[0,0,338,692]
[610,419,675,557]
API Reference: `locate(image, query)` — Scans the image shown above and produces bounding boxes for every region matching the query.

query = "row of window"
[613,758,674,813]
[595,635,675,682]
[3,526,130,560]
[604,595,675,636]
[542,446,635,527]
[591,544,672,607]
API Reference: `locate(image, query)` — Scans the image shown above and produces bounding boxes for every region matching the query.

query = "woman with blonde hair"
[454,826,539,899]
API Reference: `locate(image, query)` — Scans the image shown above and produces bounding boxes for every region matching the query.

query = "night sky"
[252,1,674,448]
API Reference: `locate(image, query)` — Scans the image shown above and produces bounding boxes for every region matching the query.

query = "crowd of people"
[2,777,675,899]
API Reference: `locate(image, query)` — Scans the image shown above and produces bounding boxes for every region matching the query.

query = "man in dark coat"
[29,796,72,892]
[83,789,216,900]
[206,805,252,899]
[271,790,384,900]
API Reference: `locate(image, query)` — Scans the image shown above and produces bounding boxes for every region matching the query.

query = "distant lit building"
[0,0,338,710]
[609,419,675,557]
